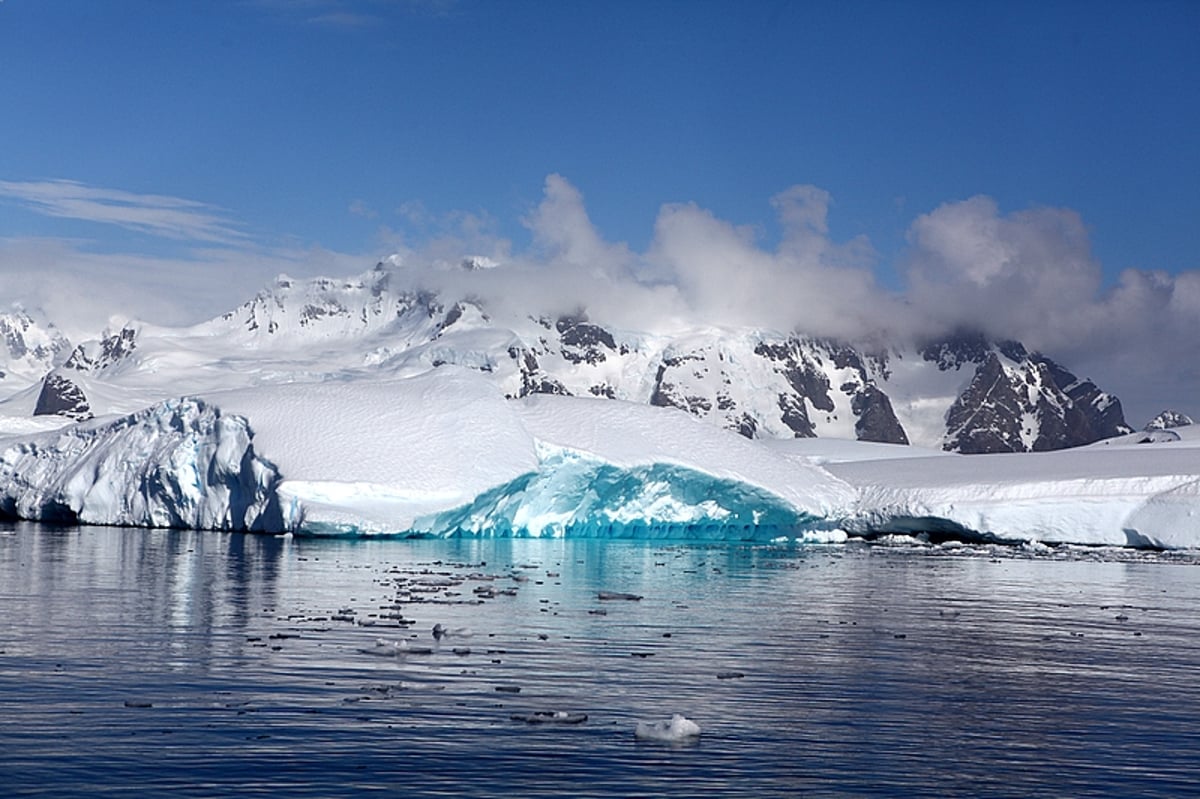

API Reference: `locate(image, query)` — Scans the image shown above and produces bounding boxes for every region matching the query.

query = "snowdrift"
[0,368,1196,548]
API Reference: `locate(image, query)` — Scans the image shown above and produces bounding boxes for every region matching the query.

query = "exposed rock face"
[33,372,92,420]
[852,385,908,444]
[1146,410,1194,431]
[64,325,138,372]
[930,334,1130,453]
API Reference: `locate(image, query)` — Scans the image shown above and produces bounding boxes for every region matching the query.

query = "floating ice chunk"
[510,711,588,725]
[432,624,473,640]
[359,638,432,657]
[634,714,701,742]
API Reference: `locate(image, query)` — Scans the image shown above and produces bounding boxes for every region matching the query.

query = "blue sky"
[0,0,1198,422]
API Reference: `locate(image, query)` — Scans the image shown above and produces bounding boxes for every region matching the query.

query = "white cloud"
[0,180,248,245]
[902,196,1200,425]
[0,236,368,339]
[645,185,899,340]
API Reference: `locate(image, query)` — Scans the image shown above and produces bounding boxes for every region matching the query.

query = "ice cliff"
[0,398,281,529]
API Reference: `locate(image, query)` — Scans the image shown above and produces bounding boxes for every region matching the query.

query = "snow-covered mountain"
[18,265,1131,453]
[0,306,70,396]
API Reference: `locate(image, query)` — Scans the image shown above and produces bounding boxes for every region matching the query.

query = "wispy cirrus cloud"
[251,0,457,29]
[0,179,248,245]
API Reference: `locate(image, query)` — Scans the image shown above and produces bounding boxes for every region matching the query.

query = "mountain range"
[0,263,1135,453]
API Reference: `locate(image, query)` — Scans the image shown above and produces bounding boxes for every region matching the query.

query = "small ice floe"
[634,714,701,742]
[598,591,642,601]
[432,624,473,640]
[510,710,588,725]
[359,638,432,657]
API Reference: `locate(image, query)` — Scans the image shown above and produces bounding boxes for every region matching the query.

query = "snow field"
[0,367,1196,547]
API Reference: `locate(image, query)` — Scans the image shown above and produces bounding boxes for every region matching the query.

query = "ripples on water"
[2,522,1200,797]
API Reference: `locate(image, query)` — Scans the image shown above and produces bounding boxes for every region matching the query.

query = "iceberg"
[411,394,852,540]
[0,397,280,530]
[634,714,702,742]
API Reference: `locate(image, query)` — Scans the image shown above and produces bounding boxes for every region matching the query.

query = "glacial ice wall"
[0,398,281,530]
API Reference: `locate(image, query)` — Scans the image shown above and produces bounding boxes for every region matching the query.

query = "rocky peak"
[1145,410,1195,431]
[0,307,71,382]
[64,325,138,373]
[938,337,1131,453]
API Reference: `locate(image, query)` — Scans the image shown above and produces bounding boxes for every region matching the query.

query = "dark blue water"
[2,522,1200,797]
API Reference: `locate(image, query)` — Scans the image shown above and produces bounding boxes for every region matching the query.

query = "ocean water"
[2,521,1200,797]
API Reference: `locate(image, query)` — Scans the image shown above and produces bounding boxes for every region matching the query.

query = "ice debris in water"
[634,714,702,742]
[431,623,472,640]
[359,638,432,657]
[510,711,588,725]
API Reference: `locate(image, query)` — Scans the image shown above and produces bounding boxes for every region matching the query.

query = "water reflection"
[2,524,1200,797]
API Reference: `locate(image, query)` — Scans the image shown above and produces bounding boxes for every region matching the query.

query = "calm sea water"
[2,521,1200,798]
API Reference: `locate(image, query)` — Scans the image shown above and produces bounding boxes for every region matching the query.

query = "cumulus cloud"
[904,196,1103,346]
[645,185,898,339]
[902,195,1200,424]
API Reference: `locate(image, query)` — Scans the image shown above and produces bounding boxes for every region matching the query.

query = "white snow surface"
[0,366,1196,546]
[0,368,854,538]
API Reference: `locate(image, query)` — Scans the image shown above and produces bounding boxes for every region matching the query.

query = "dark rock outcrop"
[33,372,92,420]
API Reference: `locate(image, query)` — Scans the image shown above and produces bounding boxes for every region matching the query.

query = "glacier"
[0,369,853,541]
[0,366,1196,547]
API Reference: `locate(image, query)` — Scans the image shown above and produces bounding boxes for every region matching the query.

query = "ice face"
[410,444,826,540]
[0,398,281,530]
